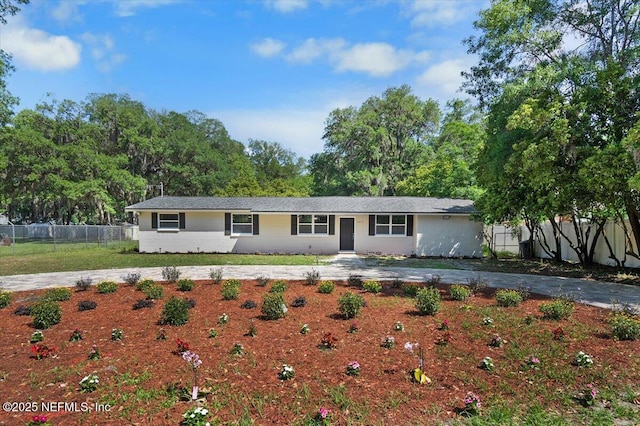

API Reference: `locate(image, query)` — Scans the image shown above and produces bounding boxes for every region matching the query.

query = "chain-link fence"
[0,224,139,255]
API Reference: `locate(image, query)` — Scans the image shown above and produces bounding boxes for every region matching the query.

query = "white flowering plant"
[574,351,593,368]
[278,364,295,380]
[181,405,211,426]
[479,356,494,372]
[79,374,99,393]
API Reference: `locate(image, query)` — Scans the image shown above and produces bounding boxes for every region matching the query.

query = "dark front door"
[339,218,355,251]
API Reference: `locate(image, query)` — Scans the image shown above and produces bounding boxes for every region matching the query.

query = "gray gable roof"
[126,196,475,214]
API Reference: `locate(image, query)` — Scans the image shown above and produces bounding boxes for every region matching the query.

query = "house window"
[298,214,328,235]
[232,214,253,235]
[158,213,179,229]
[375,215,406,235]
[152,212,185,230]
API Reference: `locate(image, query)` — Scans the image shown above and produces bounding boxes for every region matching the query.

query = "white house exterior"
[125,196,482,257]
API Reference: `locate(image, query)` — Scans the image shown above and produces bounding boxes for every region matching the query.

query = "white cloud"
[262,37,429,78]
[264,0,309,13]
[2,18,81,72]
[213,107,327,159]
[114,0,182,17]
[81,33,126,73]
[333,42,426,77]
[286,38,345,64]
[51,1,85,23]
[416,57,475,101]
[250,38,287,58]
[404,0,488,27]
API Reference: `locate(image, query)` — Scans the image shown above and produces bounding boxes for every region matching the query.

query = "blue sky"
[3,0,488,158]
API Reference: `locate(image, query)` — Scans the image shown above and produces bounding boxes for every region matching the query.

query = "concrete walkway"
[1,254,639,311]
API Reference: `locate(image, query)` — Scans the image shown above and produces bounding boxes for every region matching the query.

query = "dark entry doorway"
[339,218,355,251]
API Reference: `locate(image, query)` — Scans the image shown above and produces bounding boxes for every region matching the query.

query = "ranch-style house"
[125,196,482,257]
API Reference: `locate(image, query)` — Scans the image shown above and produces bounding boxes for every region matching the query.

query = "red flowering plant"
[175,338,190,354]
[69,328,83,342]
[31,343,56,360]
[319,332,338,350]
[552,326,565,340]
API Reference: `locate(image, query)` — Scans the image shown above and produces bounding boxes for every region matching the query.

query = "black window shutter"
[406,214,414,236]
[179,213,186,229]
[151,212,158,229]
[369,215,375,236]
[329,215,335,235]
[291,215,298,235]
[253,214,259,235]
[224,213,231,235]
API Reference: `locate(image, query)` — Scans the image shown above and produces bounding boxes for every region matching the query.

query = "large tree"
[310,85,440,196]
[466,0,640,265]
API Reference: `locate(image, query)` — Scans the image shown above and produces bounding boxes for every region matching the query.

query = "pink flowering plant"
[182,350,202,400]
[524,355,540,370]
[88,344,100,360]
[313,407,332,425]
[405,342,430,384]
[439,319,450,330]
[381,335,395,349]
[346,360,360,376]
[488,334,503,348]
[26,415,50,425]
[577,384,598,406]
[462,391,481,415]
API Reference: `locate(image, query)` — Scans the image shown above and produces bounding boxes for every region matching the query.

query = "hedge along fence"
[0,224,138,255]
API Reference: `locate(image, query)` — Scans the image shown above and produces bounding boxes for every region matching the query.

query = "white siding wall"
[137,211,480,257]
[416,215,483,257]
[352,215,414,255]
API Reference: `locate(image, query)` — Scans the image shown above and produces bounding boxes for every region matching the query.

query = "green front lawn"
[0,242,329,276]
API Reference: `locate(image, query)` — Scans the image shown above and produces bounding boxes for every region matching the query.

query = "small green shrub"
[270,280,287,293]
[305,269,320,285]
[363,280,382,293]
[221,279,241,300]
[415,287,441,316]
[31,300,62,329]
[402,283,420,297]
[45,287,72,301]
[338,291,365,319]
[177,279,195,291]
[75,277,92,291]
[0,290,11,308]
[161,266,181,282]
[261,293,287,320]
[610,312,640,341]
[143,283,164,300]
[539,299,574,320]
[318,280,335,294]
[347,274,363,288]
[449,284,472,301]
[137,278,155,291]
[96,280,118,294]
[159,296,190,326]
[209,267,223,284]
[495,289,524,307]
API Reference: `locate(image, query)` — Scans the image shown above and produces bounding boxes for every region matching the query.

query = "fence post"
[52,223,56,252]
